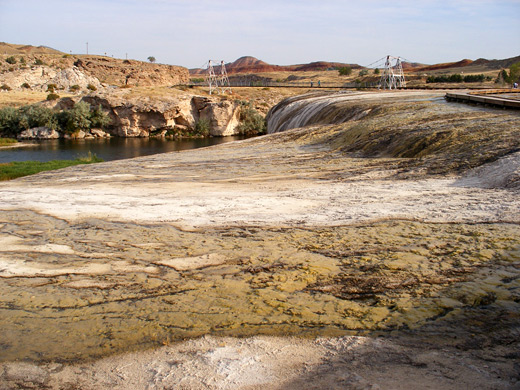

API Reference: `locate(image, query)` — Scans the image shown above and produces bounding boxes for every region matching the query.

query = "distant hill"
[413,55,520,72]
[190,55,520,76]
[0,42,64,55]
[189,56,361,75]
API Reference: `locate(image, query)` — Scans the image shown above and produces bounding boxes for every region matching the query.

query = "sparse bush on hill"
[87,84,97,91]
[5,56,17,65]
[338,66,352,76]
[374,68,380,74]
[69,84,80,92]
[34,59,44,65]
[46,93,60,101]
[359,69,369,76]
[148,56,156,63]
[21,83,31,89]
[46,83,57,92]
[0,84,12,91]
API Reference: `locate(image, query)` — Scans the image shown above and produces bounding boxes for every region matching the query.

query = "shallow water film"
[1,210,518,362]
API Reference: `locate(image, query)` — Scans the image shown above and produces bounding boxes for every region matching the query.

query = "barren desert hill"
[189,56,362,75]
[411,55,520,73]
[0,42,63,55]
[190,54,520,76]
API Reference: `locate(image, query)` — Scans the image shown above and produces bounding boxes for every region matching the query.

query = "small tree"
[57,101,92,133]
[147,56,156,63]
[89,105,111,128]
[374,68,380,75]
[338,66,352,76]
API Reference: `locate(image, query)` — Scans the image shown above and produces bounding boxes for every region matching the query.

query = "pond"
[0,135,251,163]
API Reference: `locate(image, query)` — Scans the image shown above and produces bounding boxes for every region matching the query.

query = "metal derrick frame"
[206,60,232,95]
[379,55,406,90]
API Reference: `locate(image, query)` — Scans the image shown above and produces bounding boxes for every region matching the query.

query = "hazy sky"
[1,0,519,68]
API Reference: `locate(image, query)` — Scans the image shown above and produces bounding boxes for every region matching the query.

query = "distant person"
[514,82,518,89]
[310,81,314,87]
[318,80,321,87]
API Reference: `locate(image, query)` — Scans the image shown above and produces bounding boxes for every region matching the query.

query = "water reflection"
[0,136,251,163]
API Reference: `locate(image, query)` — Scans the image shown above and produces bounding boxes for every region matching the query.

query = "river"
[0,135,250,163]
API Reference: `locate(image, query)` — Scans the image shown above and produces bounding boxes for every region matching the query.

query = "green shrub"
[0,137,18,146]
[34,59,44,65]
[359,69,369,76]
[190,77,205,84]
[46,93,60,101]
[69,84,80,92]
[236,101,266,135]
[87,84,97,91]
[426,74,484,83]
[194,118,210,136]
[5,56,17,65]
[338,66,352,76]
[0,107,21,137]
[1,84,12,91]
[89,105,111,129]
[57,101,91,133]
[19,57,26,64]
[374,68,380,74]
[47,83,57,92]
[21,82,31,89]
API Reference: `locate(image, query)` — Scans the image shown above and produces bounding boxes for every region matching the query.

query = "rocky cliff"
[47,92,243,137]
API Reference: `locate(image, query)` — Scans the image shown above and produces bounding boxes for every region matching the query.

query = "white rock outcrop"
[18,127,60,139]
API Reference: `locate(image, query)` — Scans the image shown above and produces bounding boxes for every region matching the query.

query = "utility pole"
[205,60,232,95]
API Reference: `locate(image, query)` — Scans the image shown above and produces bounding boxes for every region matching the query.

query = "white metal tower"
[379,55,406,89]
[205,60,232,95]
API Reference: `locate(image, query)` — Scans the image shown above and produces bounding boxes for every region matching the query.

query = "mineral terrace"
[0,91,519,389]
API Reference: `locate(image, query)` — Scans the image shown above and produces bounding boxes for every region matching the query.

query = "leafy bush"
[194,118,210,136]
[147,56,156,63]
[5,56,17,65]
[18,105,58,130]
[19,57,26,64]
[46,93,60,101]
[359,69,369,76]
[0,84,11,91]
[190,78,205,84]
[0,101,112,137]
[57,101,91,133]
[47,83,57,92]
[87,84,97,91]
[0,107,22,137]
[34,59,44,65]
[236,101,266,135]
[21,82,31,89]
[69,84,80,92]
[89,105,111,128]
[338,66,352,76]
[374,68,380,74]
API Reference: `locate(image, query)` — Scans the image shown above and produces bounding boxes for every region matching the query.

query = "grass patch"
[0,138,18,146]
[0,152,103,181]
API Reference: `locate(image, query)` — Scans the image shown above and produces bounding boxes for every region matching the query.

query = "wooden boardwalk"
[445,89,520,109]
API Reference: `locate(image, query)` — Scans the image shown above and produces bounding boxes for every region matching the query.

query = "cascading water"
[266,91,375,134]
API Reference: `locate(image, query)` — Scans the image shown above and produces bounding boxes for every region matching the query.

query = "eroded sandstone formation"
[46,92,243,137]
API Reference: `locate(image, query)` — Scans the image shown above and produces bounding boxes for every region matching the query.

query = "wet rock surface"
[0,91,519,389]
